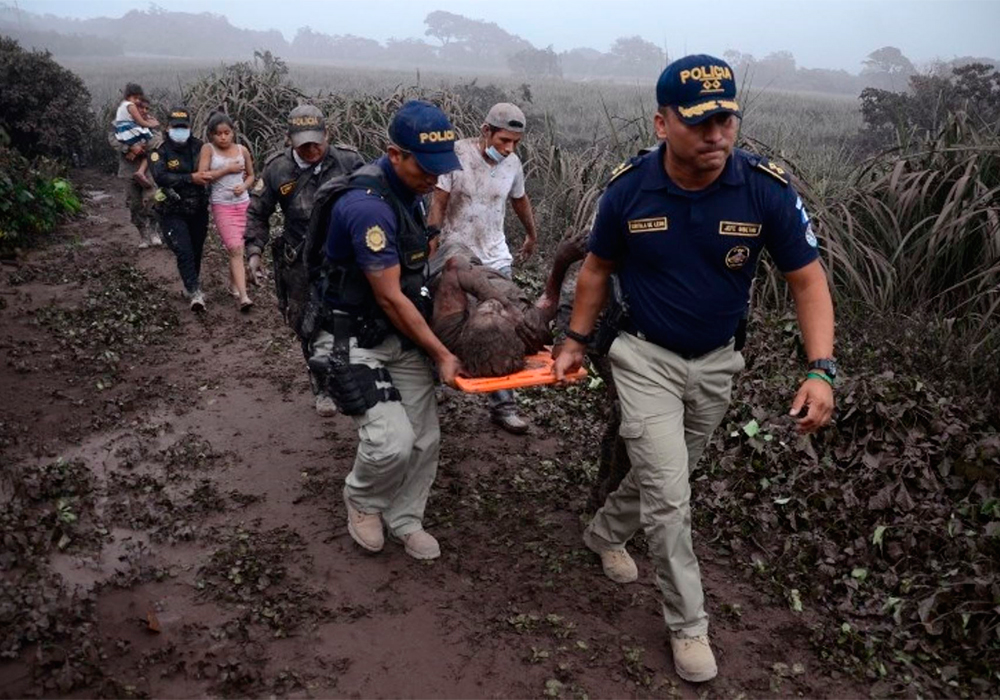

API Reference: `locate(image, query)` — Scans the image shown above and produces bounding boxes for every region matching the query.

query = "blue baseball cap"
[388,100,462,176]
[656,54,742,125]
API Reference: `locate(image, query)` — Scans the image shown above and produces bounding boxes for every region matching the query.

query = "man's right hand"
[552,339,585,382]
[436,352,462,389]
[190,171,213,186]
[248,254,264,286]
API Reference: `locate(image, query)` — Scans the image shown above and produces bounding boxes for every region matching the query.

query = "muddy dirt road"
[0,171,869,698]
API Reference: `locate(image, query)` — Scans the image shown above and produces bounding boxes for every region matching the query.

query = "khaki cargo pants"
[312,331,440,537]
[583,332,744,636]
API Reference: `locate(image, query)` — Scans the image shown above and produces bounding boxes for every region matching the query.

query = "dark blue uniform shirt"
[589,143,819,357]
[325,155,423,272]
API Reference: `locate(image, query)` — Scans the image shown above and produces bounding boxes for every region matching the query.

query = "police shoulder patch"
[365,225,387,253]
[755,158,789,185]
[607,160,637,185]
[279,181,296,196]
[149,151,160,163]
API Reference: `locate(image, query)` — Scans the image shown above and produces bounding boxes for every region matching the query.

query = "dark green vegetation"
[0,38,88,256]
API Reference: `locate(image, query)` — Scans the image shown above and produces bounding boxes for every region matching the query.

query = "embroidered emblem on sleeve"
[279,181,296,196]
[365,225,387,253]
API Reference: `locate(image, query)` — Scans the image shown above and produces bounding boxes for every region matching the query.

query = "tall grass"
[67,55,998,369]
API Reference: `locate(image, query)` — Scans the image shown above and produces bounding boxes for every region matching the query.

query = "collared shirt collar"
[377,154,417,206]
[641,142,745,194]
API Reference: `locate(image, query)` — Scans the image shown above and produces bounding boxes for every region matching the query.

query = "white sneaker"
[189,291,206,312]
[314,394,338,417]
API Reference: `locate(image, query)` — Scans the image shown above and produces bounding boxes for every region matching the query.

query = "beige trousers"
[313,331,440,536]
[584,332,744,636]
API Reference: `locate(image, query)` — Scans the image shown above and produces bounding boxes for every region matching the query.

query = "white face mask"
[168,127,191,144]
[485,144,506,164]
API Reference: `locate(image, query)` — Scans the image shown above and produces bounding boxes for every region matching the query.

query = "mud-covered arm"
[432,260,472,320]
[534,231,588,326]
[245,166,278,257]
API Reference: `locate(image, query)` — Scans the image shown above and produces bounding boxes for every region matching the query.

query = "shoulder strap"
[752,157,790,185]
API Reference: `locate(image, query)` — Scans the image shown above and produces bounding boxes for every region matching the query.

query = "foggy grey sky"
[11,0,1000,71]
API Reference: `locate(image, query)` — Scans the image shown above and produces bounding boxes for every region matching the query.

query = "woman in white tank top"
[197,113,256,311]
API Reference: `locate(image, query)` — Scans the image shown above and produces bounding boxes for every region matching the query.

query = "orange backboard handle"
[454,347,588,393]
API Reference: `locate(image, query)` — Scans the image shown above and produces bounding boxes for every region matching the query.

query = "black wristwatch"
[808,358,838,380]
[565,328,593,345]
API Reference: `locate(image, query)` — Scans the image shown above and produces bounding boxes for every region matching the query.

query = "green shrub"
[0,37,95,161]
[0,142,82,257]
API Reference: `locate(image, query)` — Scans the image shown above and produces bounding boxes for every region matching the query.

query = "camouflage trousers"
[125,178,157,245]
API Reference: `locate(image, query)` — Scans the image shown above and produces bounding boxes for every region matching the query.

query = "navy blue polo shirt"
[589,144,819,357]
[325,155,424,272]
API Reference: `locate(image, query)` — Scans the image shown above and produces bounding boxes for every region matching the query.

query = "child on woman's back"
[113,83,159,188]
[197,112,255,311]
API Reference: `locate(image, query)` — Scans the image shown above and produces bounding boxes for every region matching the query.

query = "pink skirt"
[211,200,249,251]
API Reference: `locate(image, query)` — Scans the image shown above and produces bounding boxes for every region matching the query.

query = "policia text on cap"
[553,54,835,684]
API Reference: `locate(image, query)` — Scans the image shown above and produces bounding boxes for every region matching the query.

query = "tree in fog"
[508,46,562,78]
[608,35,665,77]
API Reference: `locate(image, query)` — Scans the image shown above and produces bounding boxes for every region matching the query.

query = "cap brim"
[675,99,742,125]
[289,130,326,147]
[411,148,462,176]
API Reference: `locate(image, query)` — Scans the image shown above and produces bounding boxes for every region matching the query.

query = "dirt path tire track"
[0,170,871,698]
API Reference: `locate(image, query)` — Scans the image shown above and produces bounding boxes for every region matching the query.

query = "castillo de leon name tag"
[627,217,668,234]
[719,221,762,237]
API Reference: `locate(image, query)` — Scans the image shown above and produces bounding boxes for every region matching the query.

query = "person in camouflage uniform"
[107,120,160,248]
[245,104,364,416]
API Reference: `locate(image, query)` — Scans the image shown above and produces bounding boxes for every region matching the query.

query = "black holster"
[592,274,629,357]
[308,312,400,416]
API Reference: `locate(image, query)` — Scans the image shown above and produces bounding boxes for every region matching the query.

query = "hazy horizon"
[7,0,1000,72]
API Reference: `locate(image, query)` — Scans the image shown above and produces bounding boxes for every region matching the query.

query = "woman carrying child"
[197,113,255,311]
[113,83,159,189]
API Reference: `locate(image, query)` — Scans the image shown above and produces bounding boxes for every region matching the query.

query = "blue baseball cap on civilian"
[656,54,742,125]
[388,100,462,176]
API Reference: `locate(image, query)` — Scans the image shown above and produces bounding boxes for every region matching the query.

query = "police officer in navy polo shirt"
[307,100,462,562]
[554,55,836,683]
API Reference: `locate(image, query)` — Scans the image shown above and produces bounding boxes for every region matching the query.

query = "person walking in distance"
[244,105,364,415]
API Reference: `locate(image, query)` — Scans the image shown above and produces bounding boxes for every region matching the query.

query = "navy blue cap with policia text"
[388,100,462,176]
[656,54,742,125]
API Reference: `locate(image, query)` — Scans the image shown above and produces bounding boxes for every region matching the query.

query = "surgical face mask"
[485,144,506,164]
[168,127,191,144]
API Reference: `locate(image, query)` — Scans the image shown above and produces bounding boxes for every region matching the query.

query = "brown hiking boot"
[345,499,383,552]
[583,531,638,583]
[670,632,718,683]
[399,530,440,560]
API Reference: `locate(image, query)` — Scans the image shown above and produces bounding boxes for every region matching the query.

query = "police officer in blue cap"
[554,55,836,682]
[304,100,462,561]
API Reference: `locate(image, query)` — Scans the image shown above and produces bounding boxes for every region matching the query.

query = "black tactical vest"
[304,163,431,326]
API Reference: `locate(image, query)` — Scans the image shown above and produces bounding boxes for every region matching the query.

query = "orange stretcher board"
[454,347,588,393]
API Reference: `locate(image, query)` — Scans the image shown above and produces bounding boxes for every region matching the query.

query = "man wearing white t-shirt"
[429,102,539,434]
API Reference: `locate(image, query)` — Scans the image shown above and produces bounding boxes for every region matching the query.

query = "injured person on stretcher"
[429,233,587,378]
